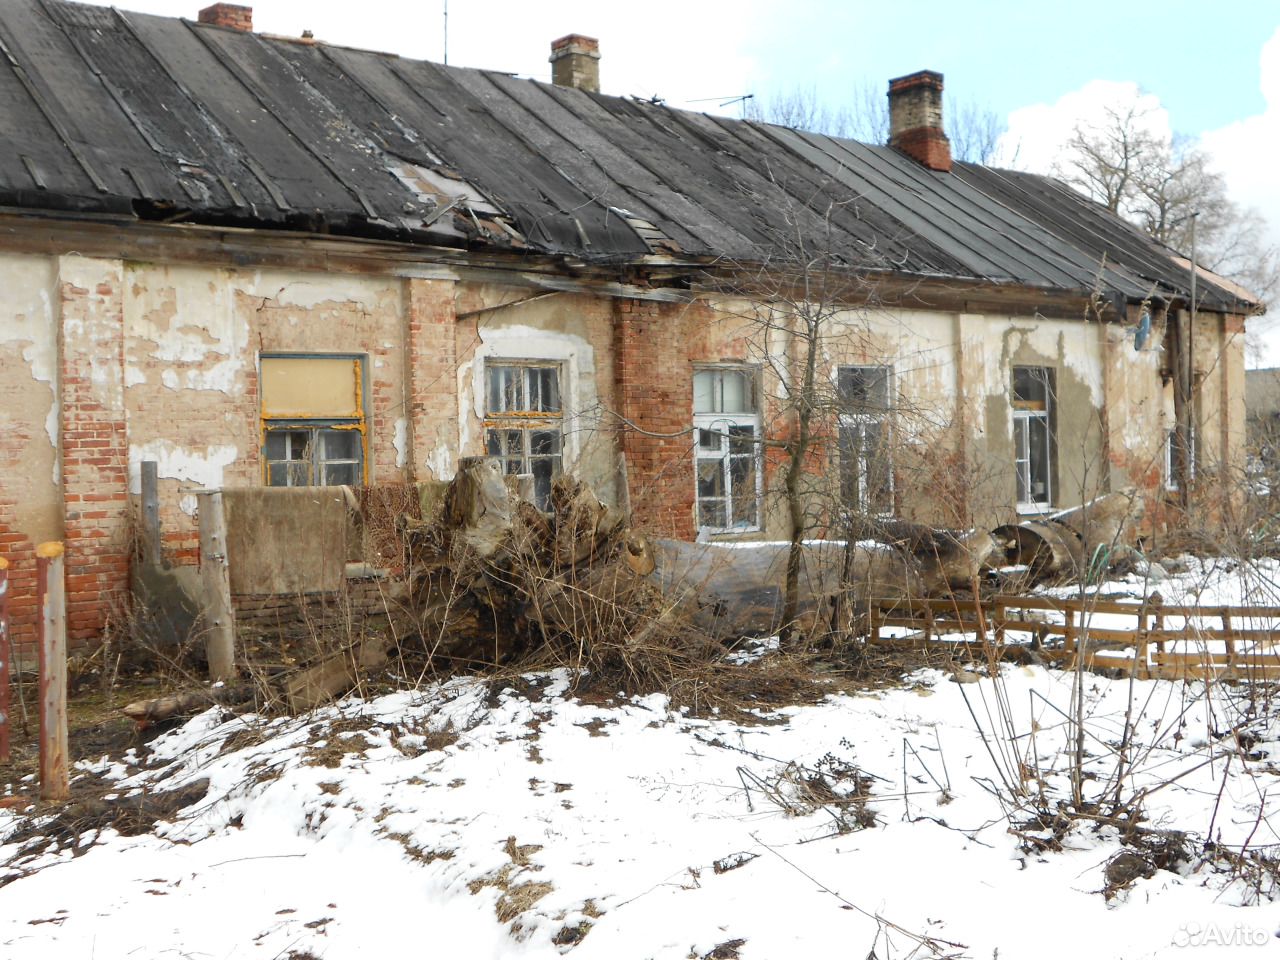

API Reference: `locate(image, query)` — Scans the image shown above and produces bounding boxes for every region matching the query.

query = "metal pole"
[1187,212,1198,492]
[37,541,68,803]
[0,556,10,765]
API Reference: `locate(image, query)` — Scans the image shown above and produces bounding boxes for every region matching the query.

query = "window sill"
[1016,502,1054,517]
[697,526,764,542]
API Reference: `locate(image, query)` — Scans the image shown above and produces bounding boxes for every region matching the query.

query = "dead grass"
[495,880,554,923]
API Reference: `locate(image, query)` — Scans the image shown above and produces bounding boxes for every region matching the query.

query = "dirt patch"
[2,778,210,873]
[303,731,371,768]
[3,678,166,791]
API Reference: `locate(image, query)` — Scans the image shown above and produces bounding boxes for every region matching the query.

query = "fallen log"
[121,683,253,724]
[281,635,391,713]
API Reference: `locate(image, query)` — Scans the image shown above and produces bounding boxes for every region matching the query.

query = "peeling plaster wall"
[0,252,60,543]
[972,317,1110,525]
[123,264,408,562]
[0,252,62,645]
[685,301,1172,533]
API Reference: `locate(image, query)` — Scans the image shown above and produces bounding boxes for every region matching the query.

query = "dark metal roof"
[0,0,1254,311]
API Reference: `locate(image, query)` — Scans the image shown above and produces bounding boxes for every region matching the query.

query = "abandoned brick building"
[0,1,1259,650]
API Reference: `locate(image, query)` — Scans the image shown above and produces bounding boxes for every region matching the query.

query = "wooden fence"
[868,594,1280,680]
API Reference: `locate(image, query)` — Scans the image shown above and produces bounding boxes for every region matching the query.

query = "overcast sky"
[86,1,1280,361]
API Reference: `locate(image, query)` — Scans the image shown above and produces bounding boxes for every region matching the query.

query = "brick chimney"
[887,70,951,172]
[550,34,600,93]
[198,3,253,32]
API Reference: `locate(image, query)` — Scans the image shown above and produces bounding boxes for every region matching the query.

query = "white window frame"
[483,360,563,510]
[1012,366,1054,512]
[693,366,762,533]
[837,364,894,516]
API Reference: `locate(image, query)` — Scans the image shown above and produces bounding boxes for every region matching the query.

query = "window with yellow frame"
[260,354,367,487]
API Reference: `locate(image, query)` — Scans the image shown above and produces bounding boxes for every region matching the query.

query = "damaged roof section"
[0,0,1255,311]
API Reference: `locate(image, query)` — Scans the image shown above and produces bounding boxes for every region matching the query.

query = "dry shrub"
[396,472,834,715]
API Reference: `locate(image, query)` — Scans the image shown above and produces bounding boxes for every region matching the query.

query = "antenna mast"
[443,0,448,65]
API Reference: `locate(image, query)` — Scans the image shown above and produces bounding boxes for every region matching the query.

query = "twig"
[750,833,966,956]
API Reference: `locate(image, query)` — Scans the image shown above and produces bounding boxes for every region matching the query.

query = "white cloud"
[997,51,1280,369]
[997,79,1170,175]
[1202,26,1280,250]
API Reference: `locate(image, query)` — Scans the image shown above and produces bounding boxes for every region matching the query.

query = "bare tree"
[1056,100,1280,305]
[744,82,1007,165]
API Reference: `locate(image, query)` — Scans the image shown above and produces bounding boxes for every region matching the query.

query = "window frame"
[837,364,894,516]
[260,352,368,488]
[483,359,564,510]
[1011,365,1054,511]
[693,365,763,534]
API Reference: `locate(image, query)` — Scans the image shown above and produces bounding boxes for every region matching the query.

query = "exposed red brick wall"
[197,3,252,31]
[406,278,458,482]
[59,260,130,643]
[0,506,38,656]
[613,297,696,539]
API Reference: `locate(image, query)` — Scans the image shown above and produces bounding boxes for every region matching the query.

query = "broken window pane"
[838,365,889,414]
[484,362,564,508]
[1013,366,1051,408]
[697,459,725,499]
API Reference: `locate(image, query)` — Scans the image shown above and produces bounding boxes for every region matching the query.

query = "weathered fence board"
[868,593,1280,681]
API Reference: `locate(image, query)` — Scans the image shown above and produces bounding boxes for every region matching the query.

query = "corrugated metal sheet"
[0,0,1253,310]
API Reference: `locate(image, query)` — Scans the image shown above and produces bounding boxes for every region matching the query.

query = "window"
[484,361,562,510]
[693,367,760,531]
[838,365,893,514]
[260,355,365,487]
[1012,366,1054,508]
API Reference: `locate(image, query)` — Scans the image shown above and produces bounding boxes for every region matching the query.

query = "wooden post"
[37,542,68,802]
[196,491,236,681]
[140,460,161,564]
[0,556,10,764]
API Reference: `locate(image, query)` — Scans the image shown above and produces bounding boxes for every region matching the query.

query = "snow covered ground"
[3,560,1280,959]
